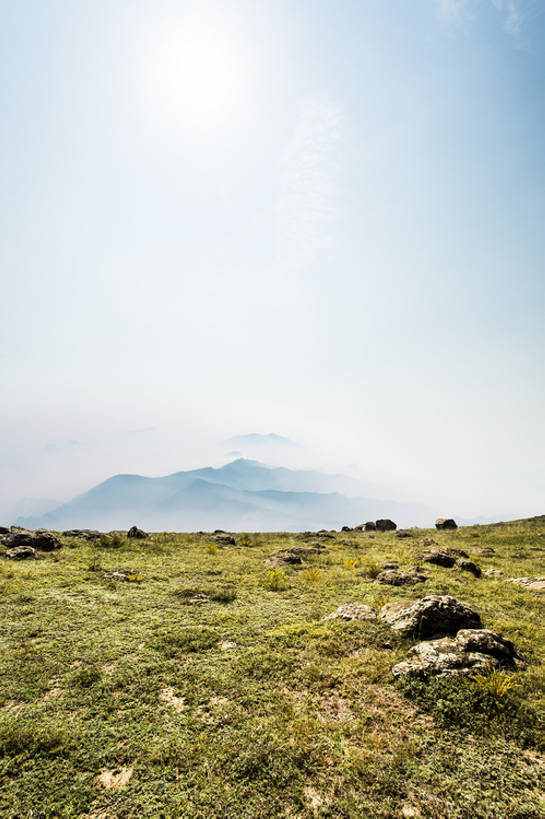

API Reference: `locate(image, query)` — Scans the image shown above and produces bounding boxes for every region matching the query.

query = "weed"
[360,558,381,579]
[238,534,253,547]
[344,559,358,569]
[300,568,322,581]
[469,667,520,699]
[206,542,219,554]
[263,568,289,591]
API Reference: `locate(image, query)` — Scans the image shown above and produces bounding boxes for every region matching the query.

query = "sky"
[1,0,545,522]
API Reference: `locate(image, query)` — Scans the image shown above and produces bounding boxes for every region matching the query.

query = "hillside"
[0,517,544,816]
[18,458,429,531]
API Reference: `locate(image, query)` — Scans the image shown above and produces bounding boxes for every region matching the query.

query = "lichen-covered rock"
[375,569,428,587]
[379,595,481,638]
[483,568,504,577]
[435,518,458,530]
[4,545,38,560]
[392,629,523,678]
[456,558,482,577]
[507,577,545,592]
[62,529,103,540]
[363,521,376,531]
[419,537,439,548]
[325,603,377,621]
[375,519,396,532]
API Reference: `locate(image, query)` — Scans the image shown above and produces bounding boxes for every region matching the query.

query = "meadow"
[1,518,544,817]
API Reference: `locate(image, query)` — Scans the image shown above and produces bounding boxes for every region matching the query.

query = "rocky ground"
[0,517,544,816]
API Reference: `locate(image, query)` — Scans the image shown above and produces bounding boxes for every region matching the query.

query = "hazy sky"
[2,0,545,521]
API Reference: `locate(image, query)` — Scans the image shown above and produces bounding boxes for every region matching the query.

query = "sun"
[154,22,242,129]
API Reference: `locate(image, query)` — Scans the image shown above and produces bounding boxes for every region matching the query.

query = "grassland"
[1,517,545,817]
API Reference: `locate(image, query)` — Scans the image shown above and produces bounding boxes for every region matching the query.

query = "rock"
[436,518,458,530]
[363,521,376,531]
[422,549,456,568]
[127,526,148,539]
[325,603,377,621]
[456,558,482,577]
[375,519,396,532]
[341,526,353,532]
[392,629,523,678]
[4,545,38,560]
[395,530,413,538]
[507,577,545,593]
[381,562,399,570]
[62,529,103,540]
[375,569,428,586]
[268,549,303,566]
[341,539,357,547]
[214,534,236,546]
[3,531,62,552]
[478,547,496,556]
[419,537,439,548]
[379,595,481,638]
[483,568,504,577]
[0,525,9,535]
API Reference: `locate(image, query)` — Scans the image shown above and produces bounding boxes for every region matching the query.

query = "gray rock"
[419,537,439,548]
[392,629,523,678]
[456,558,482,577]
[127,526,148,539]
[341,526,353,532]
[214,534,236,546]
[436,518,458,530]
[483,568,504,577]
[363,521,376,531]
[507,577,545,592]
[379,595,481,638]
[5,545,38,560]
[375,569,428,587]
[375,519,397,532]
[268,549,303,566]
[4,531,62,552]
[422,549,456,568]
[325,603,377,621]
[395,530,413,538]
[0,526,9,535]
[62,529,103,540]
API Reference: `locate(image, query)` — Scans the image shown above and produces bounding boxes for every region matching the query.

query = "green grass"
[1,519,545,816]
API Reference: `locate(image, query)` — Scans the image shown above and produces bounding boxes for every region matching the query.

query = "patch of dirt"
[160,687,186,713]
[98,765,134,789]
[196,695,229,723]
[220,640,236,650]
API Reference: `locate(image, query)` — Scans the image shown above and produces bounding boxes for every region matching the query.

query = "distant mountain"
[18,458,429,531]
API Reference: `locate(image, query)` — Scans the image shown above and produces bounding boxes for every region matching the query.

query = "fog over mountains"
[18,458,429,532]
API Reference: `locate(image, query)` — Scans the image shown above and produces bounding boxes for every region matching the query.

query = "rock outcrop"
[507,577,545,592]
[435,518,458,530]
[127,526,148,539]
[392,629,523,678]
[3,530,62,552]
[379,595,481,638]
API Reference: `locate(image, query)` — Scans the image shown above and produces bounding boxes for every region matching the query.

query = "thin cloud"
[435,0,536,39]
[43,440,82,454]
[276,97,342,273]
[128,426,157,436]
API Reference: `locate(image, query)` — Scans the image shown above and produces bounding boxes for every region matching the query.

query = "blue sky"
[1,0,544,520]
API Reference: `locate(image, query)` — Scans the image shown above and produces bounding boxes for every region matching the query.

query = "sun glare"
[155,23,241,129]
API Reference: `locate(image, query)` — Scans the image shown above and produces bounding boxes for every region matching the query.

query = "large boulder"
[436,518,458,530]
[0,525,9,535]
[375,519,396,532]
[325,603,377,621]
[392,629,523,678]
[127,526,148,539]
[375,569,428,587]
[363,521,376,531]
[4,530,62,552]
[379,595,481,638]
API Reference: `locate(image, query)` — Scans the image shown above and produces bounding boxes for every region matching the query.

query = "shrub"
[206,542,219,554]
[263,568,289,591]
[344,559,358,569]
[300,568,322,581]
[360,559,381,579]
[469,668,520,699]
[238,534,253,547]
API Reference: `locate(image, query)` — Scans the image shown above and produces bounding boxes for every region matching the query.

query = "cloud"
[435,0,534,38]
[128,426,157,436]
[276,97,342,273]
[43,440,82,454]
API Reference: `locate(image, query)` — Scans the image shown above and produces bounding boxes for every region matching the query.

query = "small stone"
[375,569,428,587]
[325,603,377,621]
[456,558,482,577]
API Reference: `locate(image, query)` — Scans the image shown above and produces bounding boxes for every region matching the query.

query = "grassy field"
[1,517,545,817]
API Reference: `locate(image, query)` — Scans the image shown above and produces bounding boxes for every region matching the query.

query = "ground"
[1,518,545,817]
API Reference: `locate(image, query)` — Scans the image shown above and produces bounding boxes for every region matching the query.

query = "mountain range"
[18,458,429,531]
